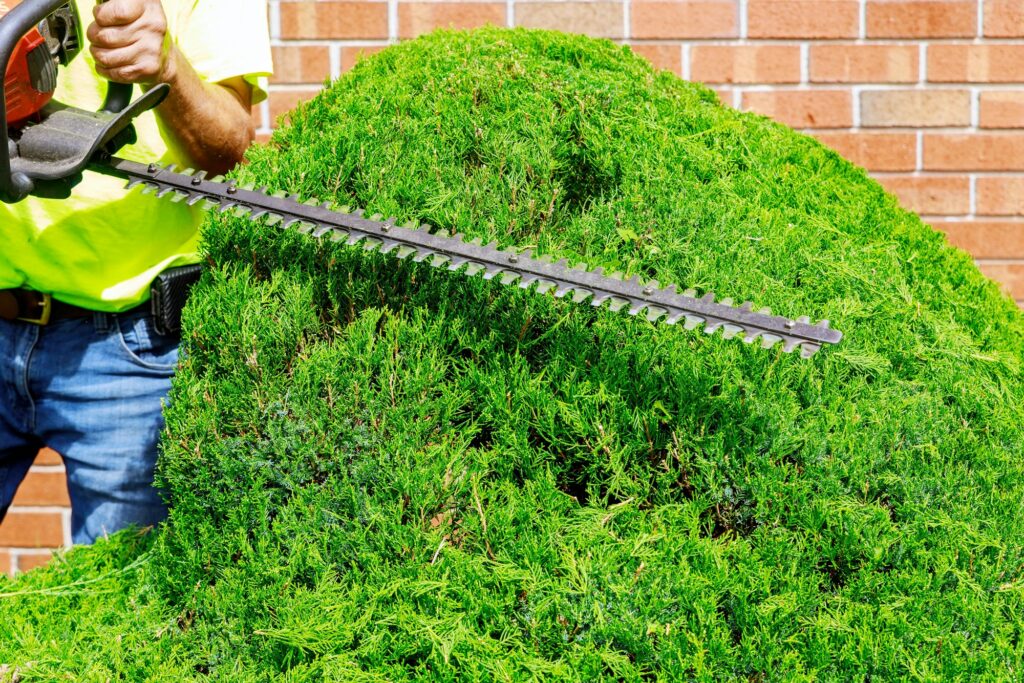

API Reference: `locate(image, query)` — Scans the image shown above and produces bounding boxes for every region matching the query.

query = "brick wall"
[2,0,1022,576]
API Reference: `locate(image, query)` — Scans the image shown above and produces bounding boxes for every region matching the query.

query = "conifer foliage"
[2,28,1024,680]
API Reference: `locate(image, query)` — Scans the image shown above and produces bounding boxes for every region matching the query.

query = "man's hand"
[85,0,256,175]
[88,0,172,86]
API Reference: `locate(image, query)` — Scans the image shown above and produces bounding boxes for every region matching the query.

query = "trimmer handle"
[96,0,133,113]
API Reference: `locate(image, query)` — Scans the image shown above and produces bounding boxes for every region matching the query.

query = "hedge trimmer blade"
[95,158,843,358]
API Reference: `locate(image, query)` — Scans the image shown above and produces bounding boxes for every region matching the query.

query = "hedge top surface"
[4,27,1024,681]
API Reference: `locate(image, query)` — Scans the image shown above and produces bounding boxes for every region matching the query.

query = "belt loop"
[93,311,110,333]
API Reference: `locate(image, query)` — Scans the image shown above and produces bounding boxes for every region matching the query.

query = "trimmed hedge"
[3,28,1024,681]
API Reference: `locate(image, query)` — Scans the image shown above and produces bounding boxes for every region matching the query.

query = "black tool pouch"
[150,264,202,336]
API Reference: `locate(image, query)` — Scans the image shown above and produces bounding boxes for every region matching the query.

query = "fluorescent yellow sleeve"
[0,0,274,312]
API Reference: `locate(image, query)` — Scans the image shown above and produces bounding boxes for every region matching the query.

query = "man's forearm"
[88,0,256,176]
[153,47,254,176]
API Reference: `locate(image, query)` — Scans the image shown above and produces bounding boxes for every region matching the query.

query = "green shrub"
[3,27,1024,681]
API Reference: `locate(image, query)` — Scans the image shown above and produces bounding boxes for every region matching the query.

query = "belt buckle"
[16,292,52,325]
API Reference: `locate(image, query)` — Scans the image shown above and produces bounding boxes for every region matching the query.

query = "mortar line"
[977,0,984,40]
[623,0,631,44]
[507,0,514,28]
[800,43,809,85]
[859,0,866,40]
[269,1,280,41]
[738,0,748,40]
[388,0,398,43]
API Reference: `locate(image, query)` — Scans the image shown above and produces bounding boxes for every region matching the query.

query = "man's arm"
[87,0,255,176]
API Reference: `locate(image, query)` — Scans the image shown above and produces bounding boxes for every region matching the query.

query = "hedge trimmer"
[1,0,842,357]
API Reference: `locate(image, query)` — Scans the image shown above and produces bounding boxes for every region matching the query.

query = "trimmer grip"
[96,0,132,113]
[102,81,133,113]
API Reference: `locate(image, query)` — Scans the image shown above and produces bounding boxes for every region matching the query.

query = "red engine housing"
[4,24,52,124]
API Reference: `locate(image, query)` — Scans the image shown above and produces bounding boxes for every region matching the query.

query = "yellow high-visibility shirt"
[0,0,273,311]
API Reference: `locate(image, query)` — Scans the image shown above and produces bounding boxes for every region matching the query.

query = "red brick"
[810,45,919,83]
[813,132,918,171]
[929,45,1024,83]
[977,262,1024,299]
[977,178,1024,216]
[15,550,55,573]
[867,0,975,38]
[939,220,1024,257]
[0,511,64,548]
[984,1,1024,37]
[0,550,10,577]
[628,44,683,75]
[340,46,388,73]
[268,88,323,127]
[860,90,970,127]
[516,2,623,38]
[280,2,389,40]
[923,134,1024,171]
[632,1,737,40]
[748,1,860,39]
[400,3,506,39]
[270,46,331,85]
[691,46,801,85]
[10,471,70,507]
[35,448,62,466]
[743,90,853,129]
[877,175,971,214]
[980,92,1024,129]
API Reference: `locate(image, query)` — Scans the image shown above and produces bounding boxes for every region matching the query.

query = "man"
[0,0,272,544]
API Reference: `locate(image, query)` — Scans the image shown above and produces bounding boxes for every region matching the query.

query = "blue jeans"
[0,309,177,545]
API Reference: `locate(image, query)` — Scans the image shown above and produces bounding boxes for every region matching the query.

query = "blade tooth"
[164,164,179,174]
[465,263,486,277]
[249,208,268,220]
[818,319,831,329]
[283,217,302,229]
[304,197,321,207]
[186,193,207,206]
[645,306,668,322]
[627,300,645,316]
[704,320,724,335]
[345,233,365,247]
[538,254,554,264]
[609,272,625,281]
[719,297,733,307]
[683,314,704,330]
[481,263,505,280]
[664,311,685,326]
[608,296,630,313]
[411,249,436,263]
[181,167,195,176]
[553,283,573,298]
[514,274,535,288]
[336,205,352,214]
[168,190,189,203]
[294,222,315,235]
[378,240,400,254]
[591,293,611,307]
[362,237,384,252]
[265,214,284,227]
[395,245,417,259]
[682,289,698,298]
[400,218,418,229]
[429,253,451,268]
[270,189,287,199]
[627,275,642,287]
[327,230,348,243]
[722,324,744,340]
[125,178,143,190]
[700,292,715,303]
[447,257,469,270]
[739,301,754,312]
[369,213,383,222]
[468,236,484,246]
[501,272,521,286]
[782,338,801,354]
[155,185,176,199]
[139,182,158,195]
[570,289,592,304]
[663,284,677,295]
[352,209,365,218]
[757,307,772,315]
[192,170,208,182]
[210,175,225,183]
[216,201,236,213]
[589,265,603,276]
[311,225,335,239]
[800,343,822,359]
[796,316,811,325]
[241,184,256,191]
[536,280,557,295]
[761,334,782,350]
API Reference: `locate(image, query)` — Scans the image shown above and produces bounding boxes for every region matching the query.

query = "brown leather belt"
[0,289,113,325]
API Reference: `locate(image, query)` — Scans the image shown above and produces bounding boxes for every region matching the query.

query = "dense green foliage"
[3,27,1024,681]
